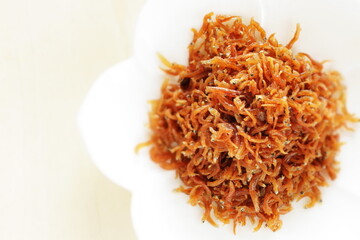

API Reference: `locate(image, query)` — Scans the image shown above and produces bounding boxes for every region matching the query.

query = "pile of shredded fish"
[144,13,358,232]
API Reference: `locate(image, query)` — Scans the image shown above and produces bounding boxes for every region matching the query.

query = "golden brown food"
[146,13,358,232]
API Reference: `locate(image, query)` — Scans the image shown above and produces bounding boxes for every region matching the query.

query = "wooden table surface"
[0,0,145,239]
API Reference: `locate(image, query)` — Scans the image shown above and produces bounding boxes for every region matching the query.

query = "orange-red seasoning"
[146,13,358,232]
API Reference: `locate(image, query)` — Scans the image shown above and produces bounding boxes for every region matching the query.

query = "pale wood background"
[0,0,145,239]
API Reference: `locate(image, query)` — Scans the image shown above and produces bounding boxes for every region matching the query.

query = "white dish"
[78,0,360,239]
